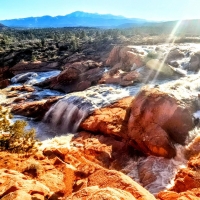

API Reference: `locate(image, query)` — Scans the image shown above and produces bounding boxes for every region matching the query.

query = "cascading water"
[41,84,134,138]
[43,96,92,133]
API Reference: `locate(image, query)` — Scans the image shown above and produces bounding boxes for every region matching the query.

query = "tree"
[0,106,37,153]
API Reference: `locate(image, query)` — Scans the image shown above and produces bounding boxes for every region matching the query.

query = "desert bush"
[0,105,37,153]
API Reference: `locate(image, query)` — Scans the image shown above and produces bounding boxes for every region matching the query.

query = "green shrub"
[0,106,37,153]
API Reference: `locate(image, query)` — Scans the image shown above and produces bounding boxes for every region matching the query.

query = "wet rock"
[11,96,62,119]
[11,72,38,83]
[157,152,200,199]
[146,59,175,77]
[63,60,102,72]
[128,87,194,158]
[36,65,104,93]
[165,48,184,63]
[0,66,10,81]
[189,51,200,71]
[10,61,60,75]
[169,153,200,193]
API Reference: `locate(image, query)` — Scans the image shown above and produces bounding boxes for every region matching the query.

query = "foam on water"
[11,70,61,85]
[25,70,61,85]
[122,144,187,195]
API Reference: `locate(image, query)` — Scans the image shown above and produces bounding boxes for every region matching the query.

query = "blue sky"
[0,0,200,21]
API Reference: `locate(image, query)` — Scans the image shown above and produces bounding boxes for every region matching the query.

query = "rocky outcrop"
[67,186,137,200]
[165,48,185,63]
[128,87,194,158]
[106,46,144,71]
[99,70,140,86]
[157,189,200,200]
[36,61,104,93]
[0,169,50,200]
[10,85,35,92]
[0,132,156,200]
[80,96,133,138]
[10,61,60,75]
[63,60,102,72]
[11,96,62,120]
[189,51,200,71]
[81,87,193,158]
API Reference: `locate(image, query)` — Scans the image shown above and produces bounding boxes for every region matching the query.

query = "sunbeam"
[147,20,183,84]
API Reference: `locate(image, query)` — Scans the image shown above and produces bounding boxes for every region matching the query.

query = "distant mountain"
[0,23,8,30]
[0,11,148,28]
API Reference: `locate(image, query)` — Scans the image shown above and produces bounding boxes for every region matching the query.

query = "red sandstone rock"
[36,61,104,93]
[67,186,136,200]
[106,46,144,71]
[0,169,50,200]
[80,97,133,138]
[63,60,102,72]
[0,131,157,200]
[11,96,62,119]
[157,189,200,200]
[10,85,35,92]
[10,61,59,75]
[87,169,156,200]
[128,87,194,158]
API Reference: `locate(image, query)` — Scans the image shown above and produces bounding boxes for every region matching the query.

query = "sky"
[0,0,200,21]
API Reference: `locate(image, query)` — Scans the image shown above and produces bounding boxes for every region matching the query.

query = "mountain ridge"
[0,11,148,28]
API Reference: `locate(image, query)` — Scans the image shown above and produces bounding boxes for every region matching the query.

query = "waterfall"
[43,96,93,134]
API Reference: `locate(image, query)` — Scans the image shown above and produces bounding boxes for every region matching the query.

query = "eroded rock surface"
[80,96,133,138]
[0,133,156,200]
[128,87,194,158]
[11,96,62,119]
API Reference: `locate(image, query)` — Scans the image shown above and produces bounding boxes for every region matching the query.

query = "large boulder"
[99,71,140,86]
[106,46,144,71]
[165,48,184,63]
[36,61,104,93]
[87,169,156,200]
[80,97,133,139]
[189,51,200,71]
[128,87,194,158]
[11,96,62,120]
[146,59,175,77]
